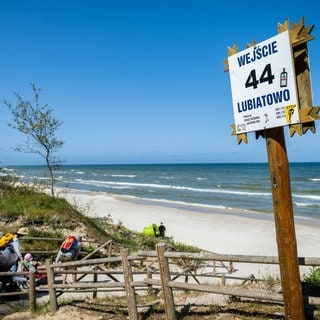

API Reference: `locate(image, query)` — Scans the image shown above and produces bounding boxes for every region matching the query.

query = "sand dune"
[57,188,320,279]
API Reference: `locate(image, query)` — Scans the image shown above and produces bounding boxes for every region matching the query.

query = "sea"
[6,162,320,223]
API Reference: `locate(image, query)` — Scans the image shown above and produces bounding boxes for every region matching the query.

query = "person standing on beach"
[55,234,82,284]
[159,222,166,238]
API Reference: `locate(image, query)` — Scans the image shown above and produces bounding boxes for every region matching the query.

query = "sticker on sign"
[228,30,299,134]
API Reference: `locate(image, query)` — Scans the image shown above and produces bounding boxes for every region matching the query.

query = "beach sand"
[57,188,320,279]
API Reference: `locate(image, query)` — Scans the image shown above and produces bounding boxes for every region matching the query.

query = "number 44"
[245,63,275,89]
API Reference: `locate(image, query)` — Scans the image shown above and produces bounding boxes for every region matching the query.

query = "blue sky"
[1,0,319,165]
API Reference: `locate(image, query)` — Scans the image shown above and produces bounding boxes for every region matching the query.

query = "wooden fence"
[1,243,320,320]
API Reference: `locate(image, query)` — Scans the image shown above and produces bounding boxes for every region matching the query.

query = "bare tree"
[4,83,64,196]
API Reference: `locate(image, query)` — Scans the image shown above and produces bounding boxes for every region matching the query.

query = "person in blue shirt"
[2,227,28,272]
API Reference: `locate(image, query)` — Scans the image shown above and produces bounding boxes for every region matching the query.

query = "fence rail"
[1,242,320,320]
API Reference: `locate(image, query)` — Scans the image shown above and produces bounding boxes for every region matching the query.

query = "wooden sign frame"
[224,18,318,319]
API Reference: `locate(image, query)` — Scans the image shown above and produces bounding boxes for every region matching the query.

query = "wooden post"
[147,268,153,295]
[229,261,234,273]
[46,259,58,313]
[28,271,36,310]
[108,241,113,257]
[157,243,176,320]
[265,126,305,320]
[221,274,226,286]
[93,265,98,299]
[121,248,138,320]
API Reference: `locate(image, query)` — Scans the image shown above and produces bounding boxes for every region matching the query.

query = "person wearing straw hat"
[2,227,28,272]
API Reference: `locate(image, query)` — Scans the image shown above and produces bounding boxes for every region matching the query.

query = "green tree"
[4,83,64,196]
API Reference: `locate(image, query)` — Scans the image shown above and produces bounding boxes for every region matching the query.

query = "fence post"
[229,261,234,273]
[28,270,36,310]
[121,248,138,320]
[107,241,113,258]
[46,259,58,313]
[157,243,176,320]
[92,265,98,299]
[147,268,153,295]
[221,274,226,286]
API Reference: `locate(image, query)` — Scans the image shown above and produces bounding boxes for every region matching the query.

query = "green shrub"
[304,267,320,285]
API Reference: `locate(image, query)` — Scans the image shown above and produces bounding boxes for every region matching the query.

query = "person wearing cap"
[22,253,36,272]
[2,227,28,272]
[55,234,82,284]
[22,253,47,285]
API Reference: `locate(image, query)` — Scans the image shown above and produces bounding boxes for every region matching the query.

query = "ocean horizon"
[7,162,320,222]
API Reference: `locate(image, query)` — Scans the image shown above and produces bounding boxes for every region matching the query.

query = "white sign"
[228,30,299,134]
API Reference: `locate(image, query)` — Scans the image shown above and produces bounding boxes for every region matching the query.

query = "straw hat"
[16,227,28,235]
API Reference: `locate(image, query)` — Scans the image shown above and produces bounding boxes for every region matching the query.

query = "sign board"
[228,31,299,134]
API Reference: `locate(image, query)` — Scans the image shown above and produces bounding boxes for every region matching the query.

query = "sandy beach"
[57,188,320,279]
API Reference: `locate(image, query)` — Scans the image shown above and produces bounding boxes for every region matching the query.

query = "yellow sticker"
[285,105,296,123]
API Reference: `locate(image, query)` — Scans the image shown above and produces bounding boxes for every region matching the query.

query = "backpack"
[0,233,14,249]
[60,235,77,253]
